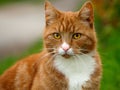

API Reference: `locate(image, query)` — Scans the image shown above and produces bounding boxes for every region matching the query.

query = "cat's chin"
[62,54,71,59]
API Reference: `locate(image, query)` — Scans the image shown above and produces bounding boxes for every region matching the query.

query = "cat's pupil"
[73,33,81,39]
[53,33,61,39]
[55,33,59,37]
[56,34,59,37]
[76,34,79,37]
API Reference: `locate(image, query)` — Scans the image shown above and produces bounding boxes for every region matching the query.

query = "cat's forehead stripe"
[59,19,76,32]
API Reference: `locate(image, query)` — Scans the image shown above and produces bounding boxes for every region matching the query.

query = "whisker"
[39,51,57,60]
[44,48,56,50]
[79,49,90,52]
[77,51,92,58]
[79,49,90,51]
[77,51,83,54]
[39,48,57,51]
[35,51,57,67]
[44,48,57,51]
[74,48,90,51]
[46,54,57,65]
[75,55,88,69]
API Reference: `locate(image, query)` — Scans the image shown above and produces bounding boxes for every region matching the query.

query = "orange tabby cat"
[0,1,102,90]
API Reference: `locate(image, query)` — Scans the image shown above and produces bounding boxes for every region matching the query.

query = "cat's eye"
[53,33,61,39]
[72,33,81,39]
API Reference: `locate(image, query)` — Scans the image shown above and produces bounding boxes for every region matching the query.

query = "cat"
[0,1,102,90]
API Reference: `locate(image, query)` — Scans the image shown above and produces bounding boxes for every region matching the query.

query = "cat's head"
[43,1,97,58]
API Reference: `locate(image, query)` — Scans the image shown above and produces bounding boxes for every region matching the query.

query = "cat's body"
[0,1,102,90]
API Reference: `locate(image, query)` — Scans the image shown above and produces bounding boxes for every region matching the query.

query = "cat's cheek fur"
[66,48,74,55]
[58,48,65,55]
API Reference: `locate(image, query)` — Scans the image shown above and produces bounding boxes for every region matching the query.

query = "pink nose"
[61,42,70,52]
[62,47,69,51]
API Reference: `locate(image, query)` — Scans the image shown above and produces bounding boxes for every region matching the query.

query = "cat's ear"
[78,1,94,28]
[45,1,60,26]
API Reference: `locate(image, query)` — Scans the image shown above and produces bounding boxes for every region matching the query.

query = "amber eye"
[73,33,81,39]
[53,33,61,39]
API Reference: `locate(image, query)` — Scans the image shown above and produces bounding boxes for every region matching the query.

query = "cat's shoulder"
[20,50,46,63]
[0,51,45,78]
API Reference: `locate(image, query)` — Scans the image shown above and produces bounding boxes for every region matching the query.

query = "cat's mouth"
[62,54,71,58]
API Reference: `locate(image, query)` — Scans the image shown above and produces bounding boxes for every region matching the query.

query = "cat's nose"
[61,42,70,52]
[62,47,70,52]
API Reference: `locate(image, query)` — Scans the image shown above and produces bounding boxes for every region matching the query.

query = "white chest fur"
[54,55,96,90]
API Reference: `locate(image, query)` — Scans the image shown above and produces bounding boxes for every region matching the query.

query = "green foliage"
[98,26,120,90]
[95,7,120,90]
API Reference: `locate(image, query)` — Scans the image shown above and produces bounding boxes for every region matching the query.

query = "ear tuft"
[45,1,53,10]
[79,1,94,28]
[45,1,60,26]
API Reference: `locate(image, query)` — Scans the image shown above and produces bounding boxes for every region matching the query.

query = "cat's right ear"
[45,1,60,26]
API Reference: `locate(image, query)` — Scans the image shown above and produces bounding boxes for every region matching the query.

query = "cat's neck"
[53,54,96,90]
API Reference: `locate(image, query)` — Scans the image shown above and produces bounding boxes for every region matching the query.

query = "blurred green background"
[93,0,120,90]
[0,0,120,90]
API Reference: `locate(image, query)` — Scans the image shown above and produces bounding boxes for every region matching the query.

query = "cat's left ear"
[78,1,94,28]
[45,1,61,26]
